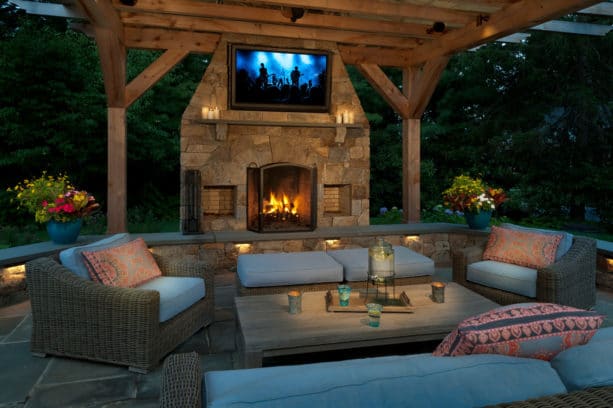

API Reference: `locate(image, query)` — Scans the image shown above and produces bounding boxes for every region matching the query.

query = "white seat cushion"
[467,260,537,298]
[237,251,343,288]
[328,246,435,282]
[136,276,205,322]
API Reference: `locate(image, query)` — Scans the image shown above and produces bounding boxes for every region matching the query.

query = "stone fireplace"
[180,34,370,233]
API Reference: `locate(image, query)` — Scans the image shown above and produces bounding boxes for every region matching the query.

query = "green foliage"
[0,15,209,228]
[370,207,404,224]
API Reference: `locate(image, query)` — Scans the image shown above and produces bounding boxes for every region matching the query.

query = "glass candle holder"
[337,284,352,306]
[288,290,302,314]
[368,239,395,285]
[366,303,383,327]
[431,282,446,303]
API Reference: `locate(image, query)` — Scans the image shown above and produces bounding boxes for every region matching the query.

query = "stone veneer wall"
[151,233,490,271]
[181,34,370,232]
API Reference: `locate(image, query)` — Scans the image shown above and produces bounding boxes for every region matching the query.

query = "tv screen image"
[230,45,331,112]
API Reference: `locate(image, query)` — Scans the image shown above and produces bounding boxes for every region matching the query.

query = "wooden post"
[402,118,420,223]
[107,107,127,233]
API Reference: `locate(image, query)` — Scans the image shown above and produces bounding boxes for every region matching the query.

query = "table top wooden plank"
[235,283,498,353]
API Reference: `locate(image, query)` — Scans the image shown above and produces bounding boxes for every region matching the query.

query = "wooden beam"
[75,0,126,106]
[93,27,126,107]
[125,27,220,53]
[406,56,450,118]
[245,0,477,26]
[339,45,414,67]
[120,13,421,48]
[125,49,190,107]
[355,64,410,118]
[76,0,123,37]
[117,0,437,39]
[107,107,127,233]
[402,118,421,223]
[408,0,602,65]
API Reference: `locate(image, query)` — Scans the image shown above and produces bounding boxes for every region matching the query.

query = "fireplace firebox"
[247,163,317,232]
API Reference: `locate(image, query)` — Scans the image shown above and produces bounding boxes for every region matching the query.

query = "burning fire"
[264,192,300,216]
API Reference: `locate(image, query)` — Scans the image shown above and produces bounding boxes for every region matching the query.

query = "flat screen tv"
[229,44,331,113]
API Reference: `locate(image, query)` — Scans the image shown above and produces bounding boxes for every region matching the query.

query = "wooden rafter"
[355,64,410,119]
[125,49,190,107]
[119,13,422,49]
[408,0,603,65]
[242,0,478,26]
[77,0,123,38]
[405,56,450,118]
[125,27,220,53]
[115,0,438,40]
[338,46,413,68]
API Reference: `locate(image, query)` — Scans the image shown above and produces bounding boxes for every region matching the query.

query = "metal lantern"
[367,239,395,303]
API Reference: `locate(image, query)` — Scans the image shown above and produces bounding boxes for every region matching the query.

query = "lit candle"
[201,107,209,119]
[431,281,446,303]
[336,113,343,124]
[207,109,214,120]
[348,112,354,124]
[342,111,349,124]
[288,290,302,314]
[213,107,220,119]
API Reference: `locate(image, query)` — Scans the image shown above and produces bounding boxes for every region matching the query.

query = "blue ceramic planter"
[464,211,492,230]
[46,219,82,244]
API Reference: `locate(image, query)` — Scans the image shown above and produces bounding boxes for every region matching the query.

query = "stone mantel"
[195,118,366,129]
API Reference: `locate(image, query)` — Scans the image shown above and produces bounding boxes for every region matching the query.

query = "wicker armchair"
[25,254,215,373]
[452,236,597,310]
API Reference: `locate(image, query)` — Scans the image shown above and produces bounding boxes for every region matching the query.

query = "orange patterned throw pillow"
[483,226,563,269]
[82,238,162,287]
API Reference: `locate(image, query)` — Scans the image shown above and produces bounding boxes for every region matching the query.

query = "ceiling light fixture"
[476,15,490,26]
[426,21,446,34]
[282,7,305,23]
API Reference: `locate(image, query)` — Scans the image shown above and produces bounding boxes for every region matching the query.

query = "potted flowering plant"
[442,175,506,229]
[8,172,99,243]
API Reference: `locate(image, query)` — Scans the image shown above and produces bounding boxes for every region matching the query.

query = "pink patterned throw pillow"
[433,303,603,361]
[482,226,563,269]
[82,238,162,287]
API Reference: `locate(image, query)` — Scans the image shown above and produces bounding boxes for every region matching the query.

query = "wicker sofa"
[452,235,597,310]
[159,325,613,407]
[25,254,215,372]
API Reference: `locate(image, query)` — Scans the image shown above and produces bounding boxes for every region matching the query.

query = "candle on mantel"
[213,107,220,119]
[336,113,343,124]
[201,107,210,119]
[342,111,349,124]
[207,108,215,120]
[348,112,354,124]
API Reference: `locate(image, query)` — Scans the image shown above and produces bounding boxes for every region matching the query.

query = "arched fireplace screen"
[247,163,317,232]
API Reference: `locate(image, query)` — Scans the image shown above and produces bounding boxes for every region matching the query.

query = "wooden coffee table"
[234,282,498,368]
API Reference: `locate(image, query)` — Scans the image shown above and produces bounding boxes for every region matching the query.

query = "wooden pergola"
[12,0,607,232]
